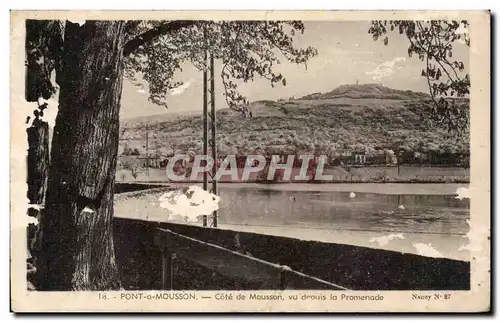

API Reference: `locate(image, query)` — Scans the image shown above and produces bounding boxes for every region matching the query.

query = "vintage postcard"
[10,10,490,313]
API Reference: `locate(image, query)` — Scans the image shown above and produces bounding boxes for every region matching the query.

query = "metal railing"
[153,228,347,290]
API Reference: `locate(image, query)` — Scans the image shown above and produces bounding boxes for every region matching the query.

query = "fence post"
[161,250,174,290]
[155,230,174,290]
[279,266,289,290]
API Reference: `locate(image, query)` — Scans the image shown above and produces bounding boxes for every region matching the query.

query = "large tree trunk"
[38,21,126,291]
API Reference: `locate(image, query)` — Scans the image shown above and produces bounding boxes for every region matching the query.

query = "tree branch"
[123,20,199,56]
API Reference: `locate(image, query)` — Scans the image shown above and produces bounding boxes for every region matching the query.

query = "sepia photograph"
[10,10,490,312]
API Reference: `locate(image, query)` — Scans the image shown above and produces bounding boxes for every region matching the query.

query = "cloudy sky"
[120,21,469,119]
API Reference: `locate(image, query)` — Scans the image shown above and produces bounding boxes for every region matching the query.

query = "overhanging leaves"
[369,20,470,133]
[123,20,318,113]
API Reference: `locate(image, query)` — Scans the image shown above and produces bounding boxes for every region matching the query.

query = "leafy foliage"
[368,20,470,132]
[25,20,65,125]
[26,19,317,116]
[25,20,64,101]
[123,21,318,113]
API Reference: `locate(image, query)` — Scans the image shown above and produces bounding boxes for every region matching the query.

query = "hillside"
[121,109,202,124]
[298,83,431,101]
[120,84,469,157]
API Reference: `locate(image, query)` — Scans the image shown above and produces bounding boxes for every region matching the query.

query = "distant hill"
[298,84,431,101]
[121,109,202,125]
[120,84,469,157]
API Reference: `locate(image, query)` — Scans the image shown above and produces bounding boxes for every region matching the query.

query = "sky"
[119,21,469,119]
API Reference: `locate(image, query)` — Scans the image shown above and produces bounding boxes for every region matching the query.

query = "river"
[114,183,470,260]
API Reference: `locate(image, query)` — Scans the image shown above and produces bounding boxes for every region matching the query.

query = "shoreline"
[116,165,469,185]
[115,181,469,196]
[116,179,470,185]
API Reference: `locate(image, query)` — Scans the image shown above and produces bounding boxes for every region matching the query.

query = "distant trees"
[120,156,142,179]
[122,147,133,155]
[125,118,468,166]
[122,147,140,156]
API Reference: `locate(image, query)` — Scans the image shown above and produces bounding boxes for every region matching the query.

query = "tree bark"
[39,21,126,291]
[27,119,50,279]
[25,20,63,290]
[27,119,49,206]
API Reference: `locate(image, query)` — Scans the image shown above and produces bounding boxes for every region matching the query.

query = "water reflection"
[217,187,470,235]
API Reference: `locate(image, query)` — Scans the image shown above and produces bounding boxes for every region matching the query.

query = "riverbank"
[116,181,468,196]
[116,165,469,185]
